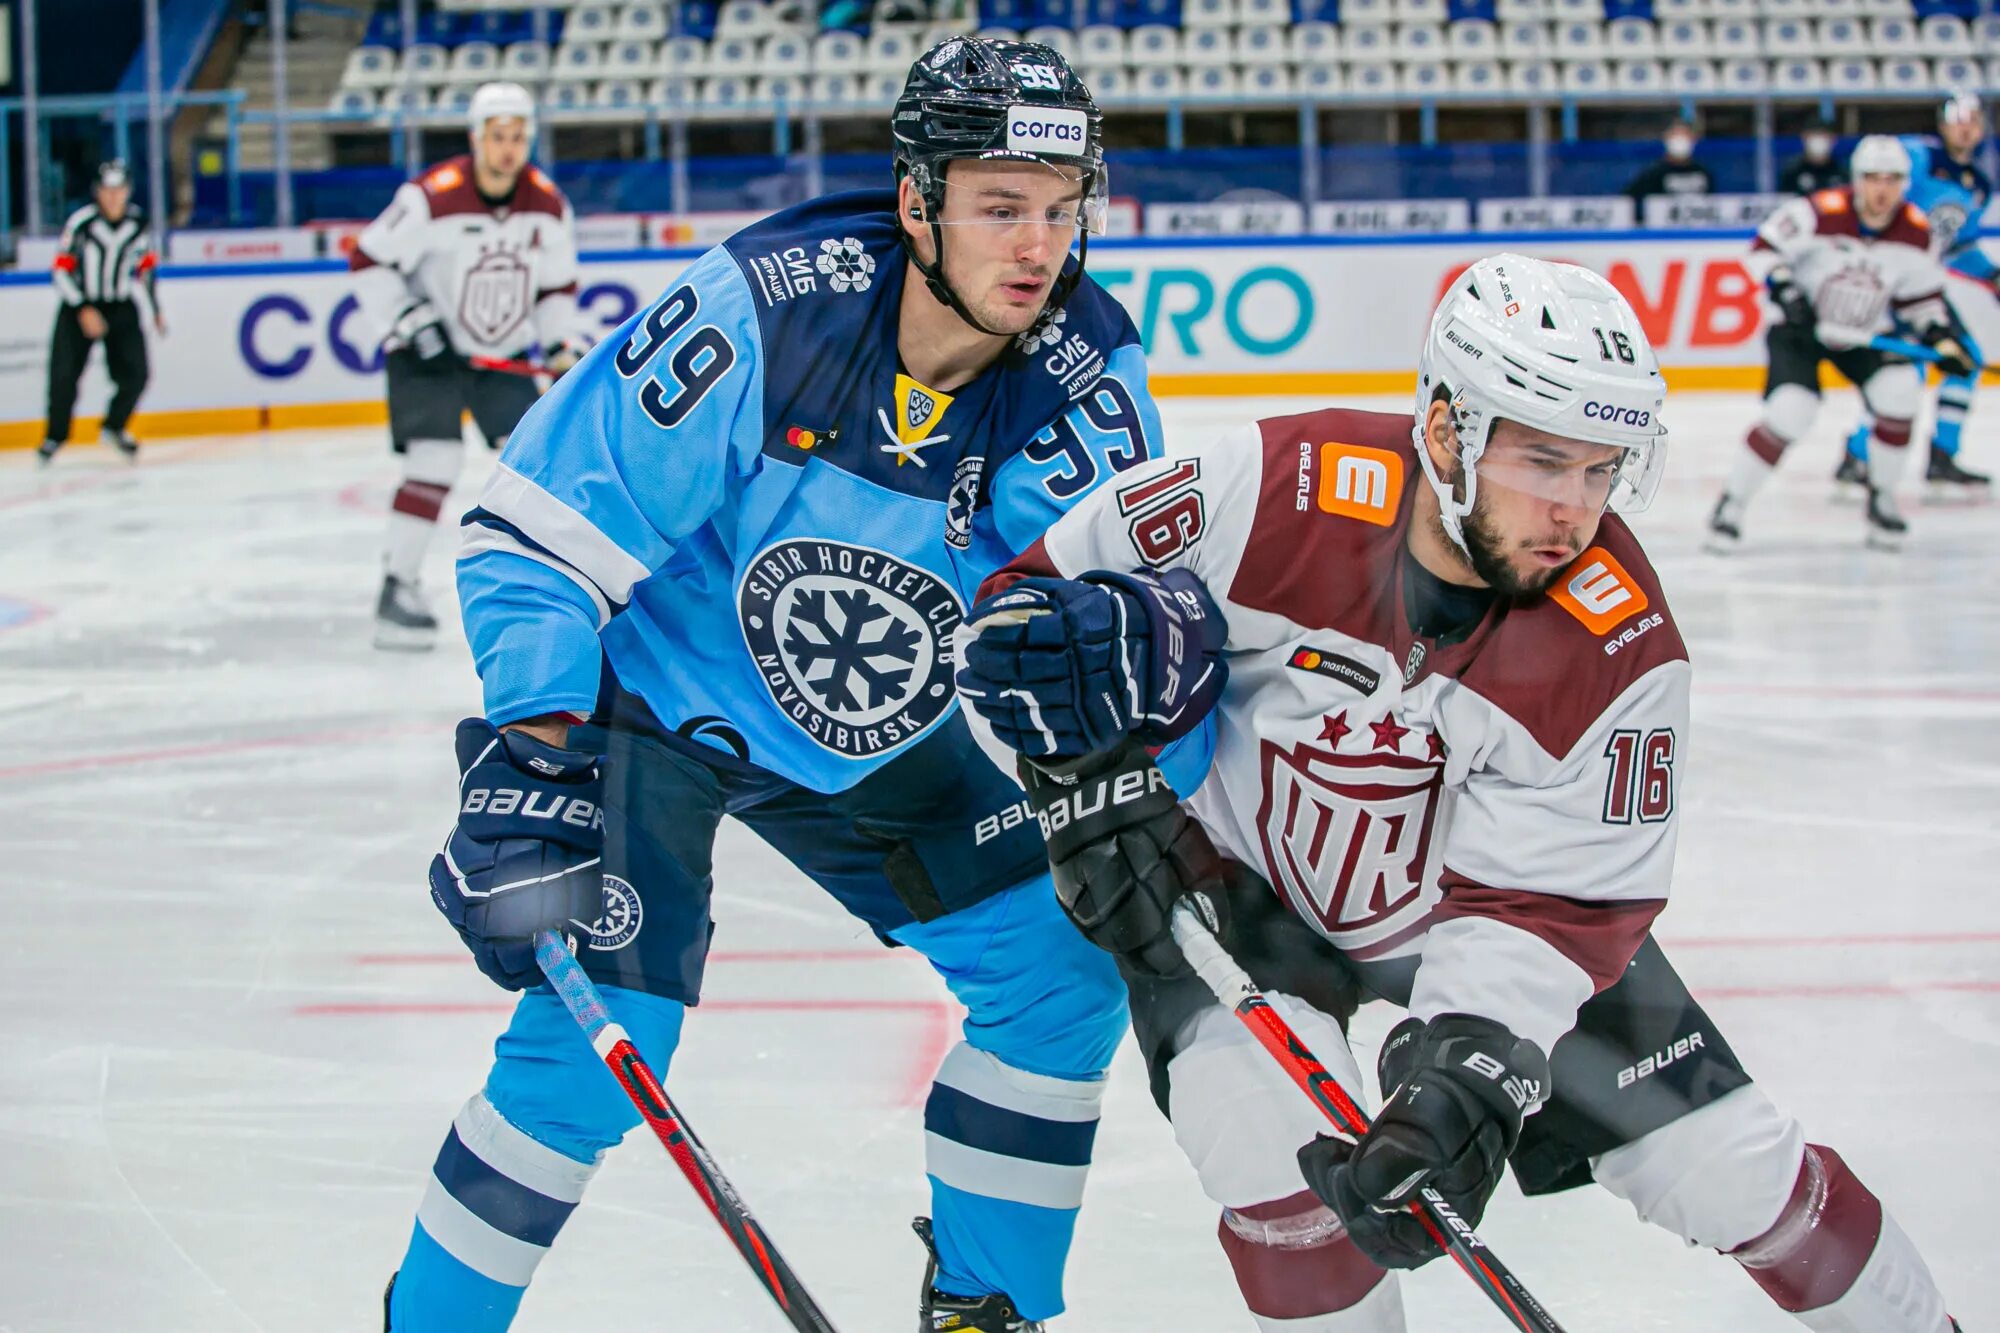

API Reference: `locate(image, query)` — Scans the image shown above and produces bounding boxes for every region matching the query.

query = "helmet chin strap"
[1412,394,1489,561]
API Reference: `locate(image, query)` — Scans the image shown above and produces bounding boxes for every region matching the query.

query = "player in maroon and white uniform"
[1709,134,1975,553]
[350,81,590,649]
[957,256,1963,1331]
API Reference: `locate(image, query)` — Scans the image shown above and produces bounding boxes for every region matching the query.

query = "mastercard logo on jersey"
[1550,546,1649,636]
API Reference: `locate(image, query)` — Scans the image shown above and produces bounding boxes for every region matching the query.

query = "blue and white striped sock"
[923,1043,1105,1323]
[388,1092,599,1332]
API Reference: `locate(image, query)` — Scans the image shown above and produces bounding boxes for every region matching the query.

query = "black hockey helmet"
[891,37,1106,337]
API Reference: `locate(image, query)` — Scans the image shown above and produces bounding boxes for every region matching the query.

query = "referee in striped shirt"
[38,161,167,464]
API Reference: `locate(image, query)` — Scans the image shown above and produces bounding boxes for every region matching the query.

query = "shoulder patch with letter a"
[1315,441,1404,526]
[1551,545,1648,635]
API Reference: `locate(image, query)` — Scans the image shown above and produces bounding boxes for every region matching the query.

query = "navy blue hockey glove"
[1297,1014,1549,1270]
[428,718,607,990]
[958,568,1227,761]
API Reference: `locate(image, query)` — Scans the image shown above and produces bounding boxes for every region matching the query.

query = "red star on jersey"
[1427,731,1448,762]
[1369,714,1410,753]
[1319,711,1351,747]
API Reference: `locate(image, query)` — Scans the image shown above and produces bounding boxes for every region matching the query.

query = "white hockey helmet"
[1940,89,1984,128]
[468,81,538,144]
[1413,254,1669,556]
[1849,134,1911,182]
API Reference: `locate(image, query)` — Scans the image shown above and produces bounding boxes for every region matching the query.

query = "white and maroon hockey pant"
[1156,990,1954,1332]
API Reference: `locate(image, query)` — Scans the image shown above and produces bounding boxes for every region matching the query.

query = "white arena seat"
[1181,25,1234,63]
[703,73,754,104]
[1920,14,1970,56]
[1507,58,1558,93]
[1289,20,1340,60]
[1127,24,1183,65]
[1559,58,1611,91]
[1022,25,1079,55]
[1394,23,1447,59]
[1717,55,1767,91]
[1761,17,1815,59]
[1824,56,1877,90]
[1605,17,1657,57]
[1869,16,1921,56]
[806,72,866,105]
[1340,0,1396,25]
[566,3,618,40]
[618,2,668,39]
[1077,25,1127,64]
[328,87,378,115]
[1182,0,1238,24]
[1297,61,1344,94]
[551,41,606,79]
[1401,59,1450,93]
[1187,65,1242,95]
[1665,58,1717,90]
[342,46,398,88]
[1132,64,1188,96]
[1237,24,1288,62]
[1082,65,1135,100]
[1446,19,1498,55]
[660,35,707,71]
[449,40,499,78]
[606,39,657,75]
[1878,56,1929,92]
[1343,23,1395,59]
[594,77,646,108]
[1241,63,1295,94]
[1454,57,1504,91]
[1613,57,1666,89]
[1343,61,1397,94]
[1551,18,1606,57]
[1656,19,1711,57]
[1769,57,1826,92]
[499,41,551,76]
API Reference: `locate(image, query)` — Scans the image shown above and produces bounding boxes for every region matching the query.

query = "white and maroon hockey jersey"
[1752,187,1949,342]
[974,409,1690,1057]
[349,155,582,361]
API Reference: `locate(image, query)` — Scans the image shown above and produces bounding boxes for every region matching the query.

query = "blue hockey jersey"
[458,190,1163,793]
[1902,134,1996,283]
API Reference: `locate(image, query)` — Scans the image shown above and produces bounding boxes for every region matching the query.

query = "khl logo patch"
[739,539,964,757]
[816,237,875,294]
[579,874,643,951]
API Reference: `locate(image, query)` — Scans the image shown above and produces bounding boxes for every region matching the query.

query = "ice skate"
[1704,493,1745,554]
[914,1218,1044,1332]
[1866,487,1908,550]
[373,575,438,650]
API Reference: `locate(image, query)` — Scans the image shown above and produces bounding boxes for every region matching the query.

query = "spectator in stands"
[1624,118,1713,203]
[1780,117,1845,196]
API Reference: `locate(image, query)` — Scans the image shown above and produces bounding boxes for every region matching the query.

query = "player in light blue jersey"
[384,38,1165,1333]
[1842,91,1995,491]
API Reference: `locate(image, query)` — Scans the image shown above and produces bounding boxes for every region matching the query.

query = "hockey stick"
[1168,901,1571,1333]
[533,930,842,1332]
[1866,333,1997,373]
[469,354,548,379]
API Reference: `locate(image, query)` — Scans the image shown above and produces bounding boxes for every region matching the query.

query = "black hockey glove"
[428,718,608,990]
[1767,273,1815,330]
[1921,324,1978,378]
[1297,1013,1549,1270]
[1019,738,1226,978]
[390,301,454,364]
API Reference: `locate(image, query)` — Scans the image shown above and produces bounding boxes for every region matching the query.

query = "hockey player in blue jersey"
[1841,91,1995,492]
[383,38,1164,1333]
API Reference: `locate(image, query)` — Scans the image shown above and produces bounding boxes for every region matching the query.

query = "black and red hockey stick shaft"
[535,930,841,1332]
[1169,902,1570,1333]
[468,354,547,379]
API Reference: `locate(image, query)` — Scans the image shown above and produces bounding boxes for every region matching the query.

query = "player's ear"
[897,178,926,237]
[1422,397,1460,474]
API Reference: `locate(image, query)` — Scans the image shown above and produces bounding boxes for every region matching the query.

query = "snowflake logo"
[815,237,875,294]
[784,588,922,712]
[738,539,965,758]
[1016,306,1066,352]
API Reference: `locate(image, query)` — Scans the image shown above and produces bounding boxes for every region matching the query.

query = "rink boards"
[6,228,2000,448]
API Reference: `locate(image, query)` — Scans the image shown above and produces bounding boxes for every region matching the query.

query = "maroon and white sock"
[1217,1191,1405,1331]
[1734,1145,1953,1333]
[384,438,463,585]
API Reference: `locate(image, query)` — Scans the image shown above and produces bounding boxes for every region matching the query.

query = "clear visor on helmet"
[930,159,1110,240]
[1471,424,1668,515]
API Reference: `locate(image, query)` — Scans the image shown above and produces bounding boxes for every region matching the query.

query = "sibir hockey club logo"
[738,538,964,758]
[578,874,643,951]
[815,237,875,294]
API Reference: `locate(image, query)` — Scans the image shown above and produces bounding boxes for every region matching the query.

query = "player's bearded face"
[926,159,1088,336]
[1454,421,1621,597]
[1856,172,1906,225]
[475,118,531,184]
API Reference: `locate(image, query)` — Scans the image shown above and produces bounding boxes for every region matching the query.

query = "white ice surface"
[0,392,1995,1332]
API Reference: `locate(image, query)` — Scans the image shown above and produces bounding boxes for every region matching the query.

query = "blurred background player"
[348,80,590,651]
[1779,116,1845,196]
[38,160,164,466]
[1709,135,1973,553]
[1838,91,1995,492]
[389,39,1159,1333]
[958,255,1964,1333]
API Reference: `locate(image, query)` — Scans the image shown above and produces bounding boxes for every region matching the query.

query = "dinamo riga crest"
[1255,734,1448,959]
[459,246,533,345]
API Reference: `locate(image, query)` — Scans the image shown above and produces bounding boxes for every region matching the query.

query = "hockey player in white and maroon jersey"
[1709,134,1976,553]
[349,81,590,649]
[957,256,1964,1331]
